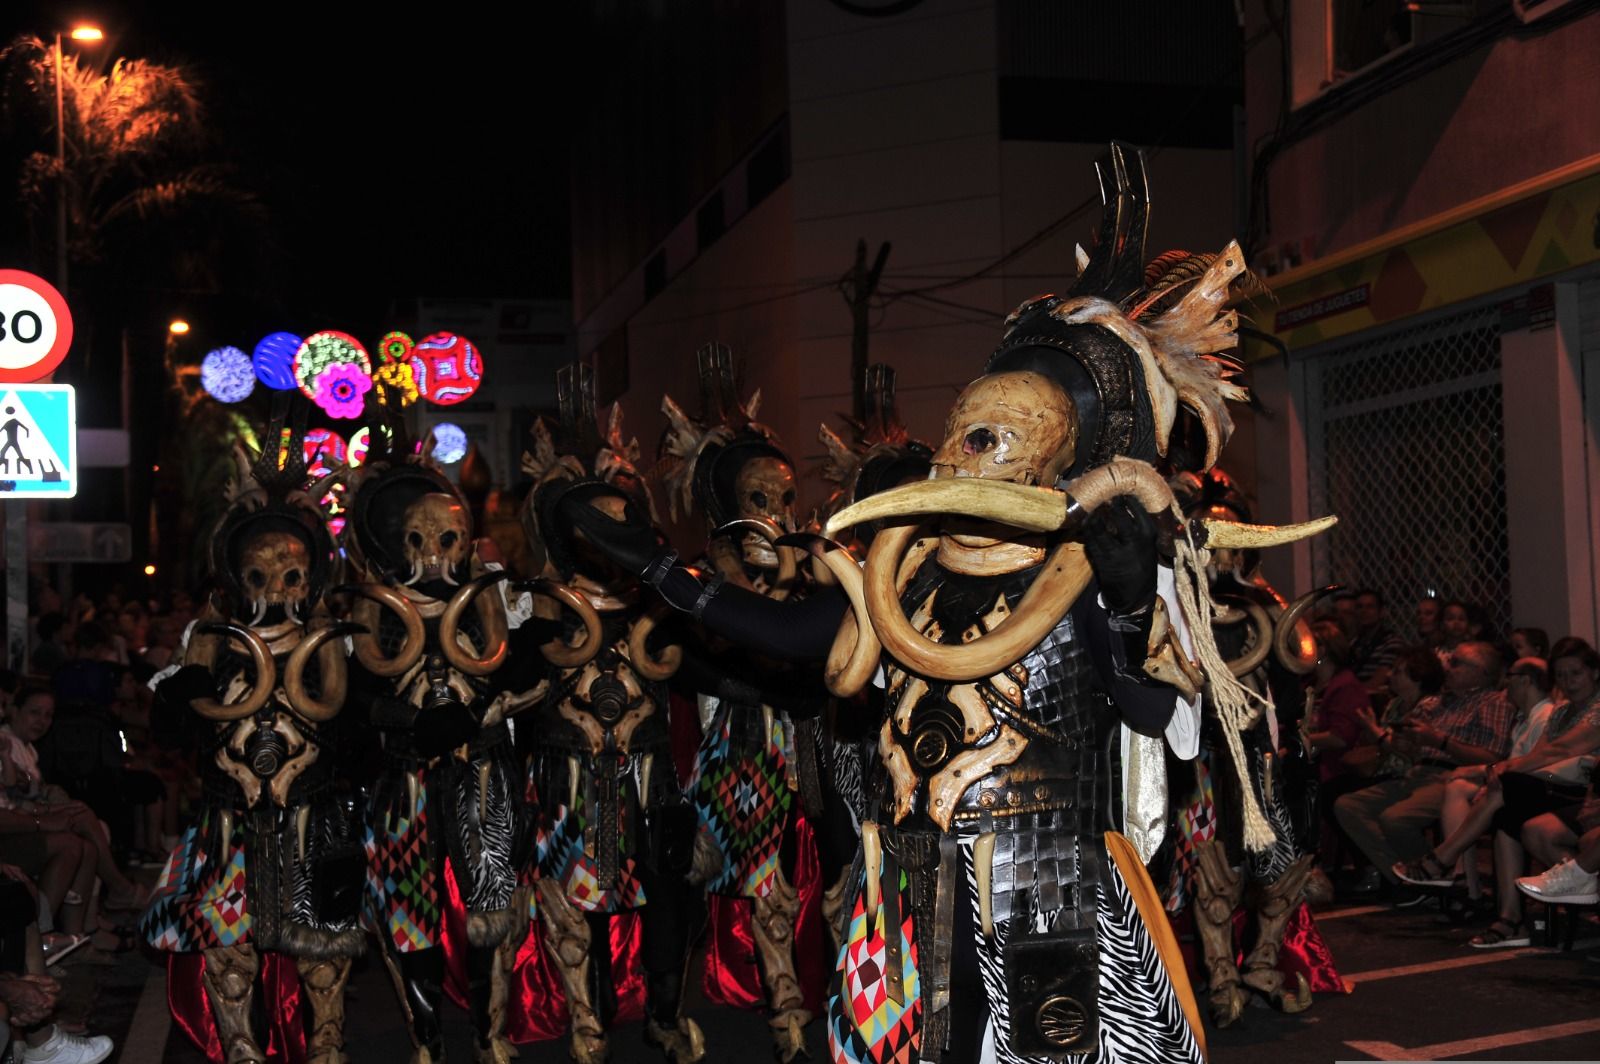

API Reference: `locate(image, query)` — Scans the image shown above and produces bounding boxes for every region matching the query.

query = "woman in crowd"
[1394,641,1600,946]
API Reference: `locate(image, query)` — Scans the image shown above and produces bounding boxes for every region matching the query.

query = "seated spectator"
[1517,822,1600,905]
[0,688,147,923]
[0,863,114,1062]
[1437,600,1487,664]
[1334,641,1514,895]
[1304,623,1375,869]
[1394,642,1599,946]
[28,616,70,682]
[1510,627,1550,663]
[1348,647,1447,782]
[1415,596,1442,647]
[1350,589,1406,699]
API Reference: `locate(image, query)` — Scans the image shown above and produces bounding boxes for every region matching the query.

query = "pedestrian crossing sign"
[0,384,76,499]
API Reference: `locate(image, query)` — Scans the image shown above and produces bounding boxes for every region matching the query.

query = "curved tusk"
[716,516,800,600]
[1274,584,1340,675]
[626,605,682,682]
[863,522,1091,681]
[191,622,277,721]
[283,622,363,723]
[826,478,1067,537]
[438,570,511,676]
[807,540,880,698]
[338,583,426,678]
[1200,514,1338,550]
[515,578,605,669]
[1220,599,1275,678]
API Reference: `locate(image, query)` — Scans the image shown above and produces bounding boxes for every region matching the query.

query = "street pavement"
[54,899,1600,1062]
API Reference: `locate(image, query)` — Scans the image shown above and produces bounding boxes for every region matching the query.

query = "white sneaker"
[19,1027,114,1064]
[1516,858,1600,905]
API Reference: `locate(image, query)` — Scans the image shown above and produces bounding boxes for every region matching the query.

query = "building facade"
[1242,0,1600,643]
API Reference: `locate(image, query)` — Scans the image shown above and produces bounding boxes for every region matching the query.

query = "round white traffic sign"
[0,270,73,383]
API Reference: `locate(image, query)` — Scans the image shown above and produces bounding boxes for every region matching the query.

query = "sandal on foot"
[1393,854,1457,888]
[89,926,137,953]
[1468,919,1529,949]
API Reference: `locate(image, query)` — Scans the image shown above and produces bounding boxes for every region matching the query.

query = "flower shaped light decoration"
[252,332,302,390]
[294,331,373,418]
[314,363,373,419]
[408,332,483,406]
[201,346,256,403]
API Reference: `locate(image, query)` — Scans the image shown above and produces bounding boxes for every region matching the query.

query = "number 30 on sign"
[0,270,74,384]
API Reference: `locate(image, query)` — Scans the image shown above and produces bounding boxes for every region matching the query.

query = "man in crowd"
[1334,641,1515,893]
[1351,589,1406,699]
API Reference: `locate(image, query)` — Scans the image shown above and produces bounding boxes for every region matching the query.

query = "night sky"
[2,1,578,335]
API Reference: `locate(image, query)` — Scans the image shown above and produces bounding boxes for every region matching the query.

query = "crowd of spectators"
[0,582,197,1063]
[1305,589,1600,950]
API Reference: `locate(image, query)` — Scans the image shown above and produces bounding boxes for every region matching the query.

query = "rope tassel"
[1169,515,1277,853]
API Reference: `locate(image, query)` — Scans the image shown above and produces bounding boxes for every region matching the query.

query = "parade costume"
[144,405,364,1064]
[1161,468,1341,1025]
[563,145,1337,1063]
[345,429,538,1064]
[659,344,845,1060]
[518,364,707,1063]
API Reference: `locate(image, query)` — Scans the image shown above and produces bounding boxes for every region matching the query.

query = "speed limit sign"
[0,270,73,384]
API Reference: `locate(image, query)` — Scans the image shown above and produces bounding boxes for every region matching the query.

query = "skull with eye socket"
[931,371,1078,487]
[237,531,312,625]
[732,455,798,566]
[401,492,471,586]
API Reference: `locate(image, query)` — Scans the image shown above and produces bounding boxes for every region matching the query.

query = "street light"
[54,24,104,291]
[168,319,191,335]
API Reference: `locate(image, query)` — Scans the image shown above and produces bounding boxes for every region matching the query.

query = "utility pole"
[843,239,891,422]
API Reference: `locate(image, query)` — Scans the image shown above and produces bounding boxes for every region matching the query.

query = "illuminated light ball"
[408,332,482,406]
[373,361,419,408]
[301,428,348,477]
[294,330,372,402]
[348,427,371,467]
[252,332,302,390]
[378,330,414,365]
[431,422,468,464]
[201,346,255,403]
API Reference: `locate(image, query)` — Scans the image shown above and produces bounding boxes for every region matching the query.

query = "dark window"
[643,250,667,301]
[697,188,727,251]
[746,122,790,210]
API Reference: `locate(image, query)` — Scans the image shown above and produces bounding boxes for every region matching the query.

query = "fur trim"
[688,829,724,888]
[467,906,520,948]
[277,921,367,960]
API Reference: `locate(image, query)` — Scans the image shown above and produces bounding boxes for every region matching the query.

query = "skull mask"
[401,493,471,586]
[238,531,311,626]
[931,372,1078,487]
[733,455,797,566]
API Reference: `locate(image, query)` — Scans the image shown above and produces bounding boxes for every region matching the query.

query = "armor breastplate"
[880,559,1107,833]
[536,612,668,759]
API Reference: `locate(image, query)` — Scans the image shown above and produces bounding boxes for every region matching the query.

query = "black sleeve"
[697,582,849,663]
[1075,580,1175,737]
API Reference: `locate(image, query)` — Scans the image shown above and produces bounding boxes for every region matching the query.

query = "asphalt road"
[57,899,1600,1062]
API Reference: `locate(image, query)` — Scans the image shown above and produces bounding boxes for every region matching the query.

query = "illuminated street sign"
[0,270,74,383]
[0,384,77,498]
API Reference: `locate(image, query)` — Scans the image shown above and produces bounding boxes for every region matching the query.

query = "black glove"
[560,492,664,578]
[159,664,219,705]
[1082,497,1158,615]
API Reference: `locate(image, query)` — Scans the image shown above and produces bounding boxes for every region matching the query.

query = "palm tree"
[0,35,259,304]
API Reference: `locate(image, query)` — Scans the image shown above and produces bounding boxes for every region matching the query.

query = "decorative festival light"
[302,428,348,477]
[295,331,373,418]
[408,332,483,406]
[200,346,255,403]
[373,361,419,408]
[252,331,302,390]
[348,427,371,467]
[378,331,414,365]
[430,422,468,464]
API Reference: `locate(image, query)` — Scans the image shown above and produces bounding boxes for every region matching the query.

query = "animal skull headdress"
[522,362,661,581]
[660,342,796,532]
[818,363,932,545]
[210,398,337,626]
